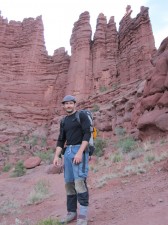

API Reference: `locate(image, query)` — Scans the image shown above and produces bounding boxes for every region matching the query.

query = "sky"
[0,0,168,55]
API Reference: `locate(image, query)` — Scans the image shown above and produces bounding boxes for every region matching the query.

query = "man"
[53,95,91,225]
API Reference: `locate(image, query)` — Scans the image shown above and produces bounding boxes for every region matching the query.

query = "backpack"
[61,110,97,156]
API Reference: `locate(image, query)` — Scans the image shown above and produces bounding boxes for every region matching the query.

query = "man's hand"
[53,147,63,166]
[53,155,62,167]
[73,151,83,164]
[73,141,88,164]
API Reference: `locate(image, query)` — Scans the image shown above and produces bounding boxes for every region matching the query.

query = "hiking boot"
[76,215,88,225]
[60,212,77,224]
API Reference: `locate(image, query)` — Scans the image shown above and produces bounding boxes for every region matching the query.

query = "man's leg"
[72,146,90,224]
[66,182,77,213]
[75,179,89,225]
[60,147,77,224]
[73,151,89,225]
[60,182,77,224]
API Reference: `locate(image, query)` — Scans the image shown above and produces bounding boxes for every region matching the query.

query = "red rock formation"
[66,11,92,100]
[67,6,155,101]
[0,5,163,148]
[65,11,118,101]
[118,6,156,82]
[92,14,118,92]
[0,14,70,142]
[133,36,168,139]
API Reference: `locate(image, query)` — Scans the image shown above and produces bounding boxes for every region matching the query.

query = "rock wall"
[0,5,162,146]
[92,14,118,92]
[66,11,92,100]
[67,6,155,101]
[117,6,155,83]
[133,37,168,140]
[0,14,70,142]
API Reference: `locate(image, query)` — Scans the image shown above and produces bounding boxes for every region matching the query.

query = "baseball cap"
[62,95,76,104]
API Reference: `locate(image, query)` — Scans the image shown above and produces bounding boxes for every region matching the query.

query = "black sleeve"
[79,111,91,142]
[56,121,66,148]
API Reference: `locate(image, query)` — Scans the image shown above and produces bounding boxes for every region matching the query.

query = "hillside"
[0,139,168,225]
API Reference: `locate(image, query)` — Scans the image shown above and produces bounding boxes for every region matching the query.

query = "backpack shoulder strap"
[60,116,67,128]
[75,110,81,124]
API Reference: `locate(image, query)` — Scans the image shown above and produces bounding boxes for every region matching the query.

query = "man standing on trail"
[53,95,91,225]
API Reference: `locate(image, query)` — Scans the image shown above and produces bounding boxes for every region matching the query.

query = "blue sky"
[0,0,167,55]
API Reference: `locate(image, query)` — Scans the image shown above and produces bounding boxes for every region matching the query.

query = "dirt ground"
[0,149,168,225]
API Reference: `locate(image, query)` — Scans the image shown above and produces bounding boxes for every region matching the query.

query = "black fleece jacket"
[57,111,91,149]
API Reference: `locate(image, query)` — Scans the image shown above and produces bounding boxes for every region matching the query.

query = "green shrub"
[92,104,100,112]
[11,161,26,177]
[112,153,123,162]
[41,137,47,147]
[28,136,38,146]
[114,127,126,137]
[27,180,49,205]
[145,154,155,162]
[0,145,9,154]
[116,137,137,153]
[2,163,12,172]
[99,86,107,92]
[23,135,29,142]
[94,138,107,157]
[36,218,62,225]
[14,137,20,145]
[111,83,119,90]
[129,149,143,160]
[0,199,20,215]
[35,149,54,163]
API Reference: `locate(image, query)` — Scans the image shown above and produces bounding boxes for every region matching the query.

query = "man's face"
[63,101,76,114]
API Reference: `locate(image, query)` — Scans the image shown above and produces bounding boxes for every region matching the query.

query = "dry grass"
[90,137,168,188]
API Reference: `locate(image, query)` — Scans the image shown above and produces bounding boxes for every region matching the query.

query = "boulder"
[23,156,41,169]
[46,164,63,174]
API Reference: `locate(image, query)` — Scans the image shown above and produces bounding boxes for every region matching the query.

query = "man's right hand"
[53,155,62,166]
[53,147,63,166]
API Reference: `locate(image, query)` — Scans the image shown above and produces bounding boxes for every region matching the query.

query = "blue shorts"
[64,145,89,183]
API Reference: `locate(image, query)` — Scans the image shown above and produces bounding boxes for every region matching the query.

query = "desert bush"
[129,148,144,160]
[123,163,146,176]
[116,137,137,153]
[112,153,123,163]
[99,85,108,92]
[36,218,62,225]
[0,199,20,215]
[11,161,26,177]
[114,127,126,137]
[94,138,107,157]
[155,152,168,162]
[160,138,168,145]
[41,137,47,147]
[14,137,20,145]
[145,154,155,162]
[0,144,9,154]
[2,163,12,172]
[141,140,153,152]
[12,218,33,225]
[96,173,118,188]
[28,135,38,146]
[35,149,54,163]
[92,104,100,112]
[23,135,29,142]
[111,83,119,90]
[27,180,50,205]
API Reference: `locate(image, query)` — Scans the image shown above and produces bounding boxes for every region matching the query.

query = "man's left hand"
[73,151,83,164]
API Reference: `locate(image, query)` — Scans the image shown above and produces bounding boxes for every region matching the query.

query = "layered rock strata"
[0,14,70,142]
[67,6,155,100]
[0,6,160,146]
